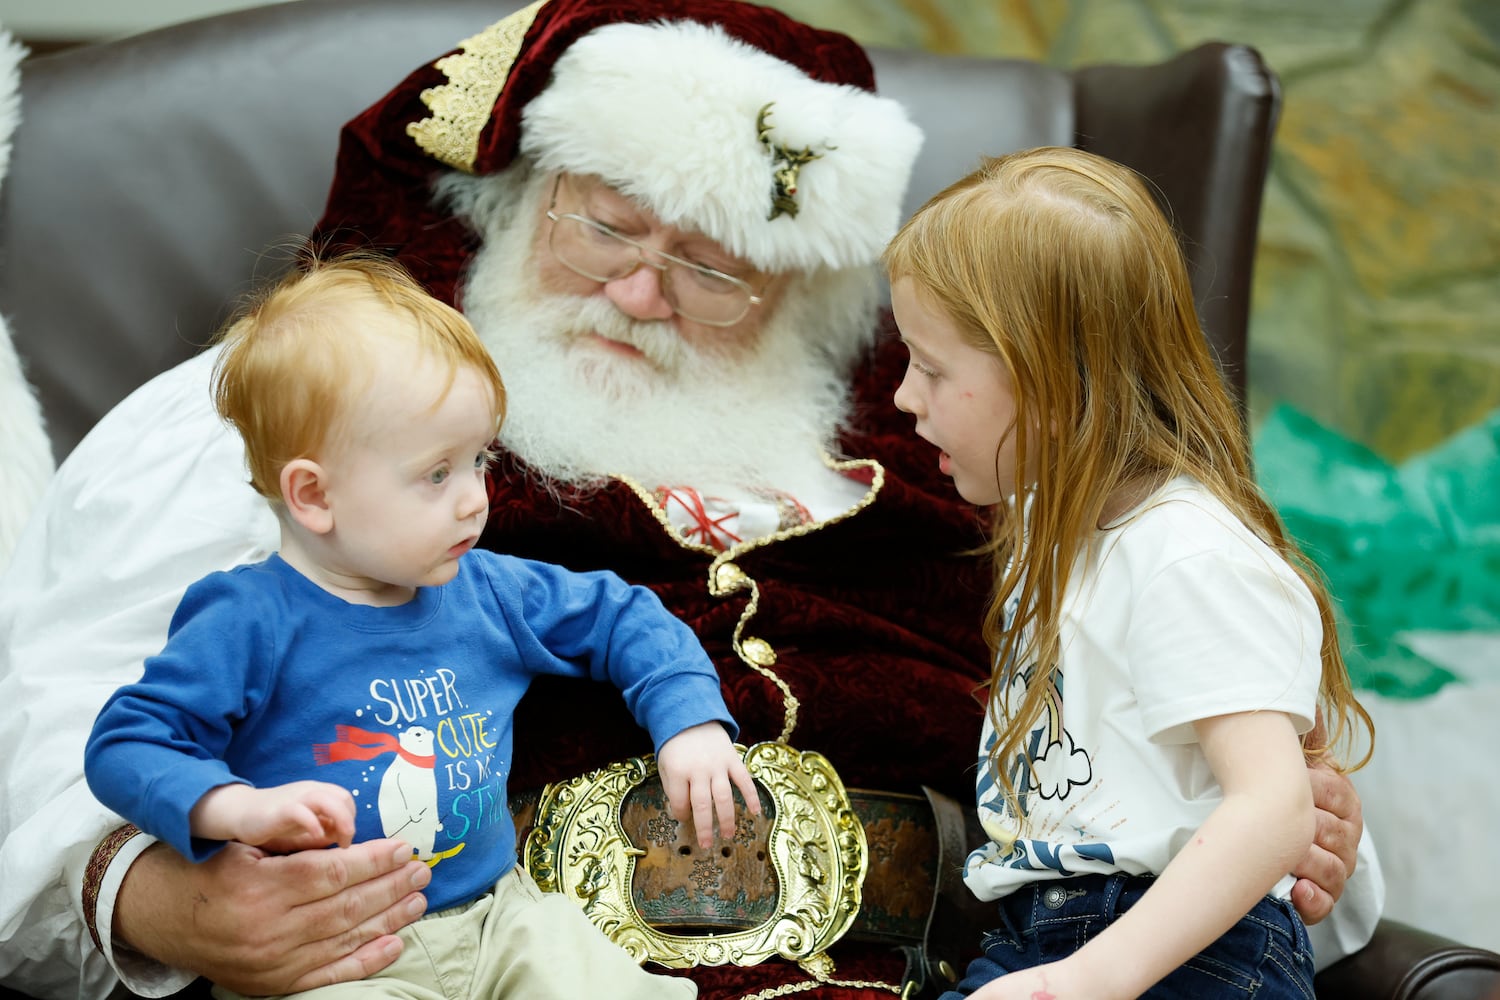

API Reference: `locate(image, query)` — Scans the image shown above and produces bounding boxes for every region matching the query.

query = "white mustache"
[549,295,688,373]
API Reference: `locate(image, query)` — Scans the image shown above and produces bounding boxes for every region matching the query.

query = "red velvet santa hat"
[314,0,923,307]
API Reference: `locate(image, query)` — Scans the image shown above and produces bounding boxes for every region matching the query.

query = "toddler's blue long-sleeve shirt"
[85,551,734,911]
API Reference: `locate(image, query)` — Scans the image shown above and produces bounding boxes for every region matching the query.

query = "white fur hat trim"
[520,20,923,273]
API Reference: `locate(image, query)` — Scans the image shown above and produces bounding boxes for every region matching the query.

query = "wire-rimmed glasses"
[545,176,764,328]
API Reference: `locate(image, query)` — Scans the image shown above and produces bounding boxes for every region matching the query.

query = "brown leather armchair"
[2,2,1497,999]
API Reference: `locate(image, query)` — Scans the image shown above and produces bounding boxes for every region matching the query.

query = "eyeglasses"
[545,176,764,328]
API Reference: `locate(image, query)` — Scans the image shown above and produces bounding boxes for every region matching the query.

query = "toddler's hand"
[191,779,357,852]
[656,722,760,848]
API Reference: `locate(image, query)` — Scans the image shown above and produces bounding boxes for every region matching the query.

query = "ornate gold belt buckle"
[523,741,867,971]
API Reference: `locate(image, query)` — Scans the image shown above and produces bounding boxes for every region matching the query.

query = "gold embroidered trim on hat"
[614,454,885,743]
[407,0,548,172]
[756,103,824,221]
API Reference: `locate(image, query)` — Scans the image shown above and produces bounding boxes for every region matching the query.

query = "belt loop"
[1102,873,1126,921]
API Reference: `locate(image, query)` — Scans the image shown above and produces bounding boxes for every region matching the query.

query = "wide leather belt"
[511,742,990,996]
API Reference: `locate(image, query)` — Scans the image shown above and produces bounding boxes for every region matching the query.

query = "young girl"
[882,146,1373,1000]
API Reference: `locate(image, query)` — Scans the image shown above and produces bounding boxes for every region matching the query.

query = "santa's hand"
[191,780,356,851]
[657,722,760,848]
[1292,711,1363,924]
[1292,764,1361,924]
[116,837,429,995]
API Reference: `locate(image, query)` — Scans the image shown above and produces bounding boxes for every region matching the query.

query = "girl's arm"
[977,709,1315,1000]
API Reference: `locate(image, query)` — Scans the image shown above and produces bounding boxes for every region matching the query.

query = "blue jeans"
[939,873,1315,999]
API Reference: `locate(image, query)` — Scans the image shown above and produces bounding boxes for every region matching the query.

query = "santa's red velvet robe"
[481,315,994,999]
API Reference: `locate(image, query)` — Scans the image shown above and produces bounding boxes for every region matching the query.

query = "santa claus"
[0,2,1373,999]
[308,9,1000,994]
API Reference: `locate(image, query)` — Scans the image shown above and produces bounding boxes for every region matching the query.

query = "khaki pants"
[214,866,696,1000]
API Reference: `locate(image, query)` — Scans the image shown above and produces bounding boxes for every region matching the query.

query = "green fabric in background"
[773,0,1500,699]
[1254,404,1500,699]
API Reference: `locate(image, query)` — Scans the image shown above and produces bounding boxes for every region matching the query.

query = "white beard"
[448,170,867,501]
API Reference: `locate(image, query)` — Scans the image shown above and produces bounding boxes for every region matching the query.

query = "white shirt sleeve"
[96,831,200,998]
[1123,510,1323,745]
[0,348,278,1000]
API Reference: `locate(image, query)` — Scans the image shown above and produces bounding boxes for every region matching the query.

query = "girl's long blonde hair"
[882,147,1371,827]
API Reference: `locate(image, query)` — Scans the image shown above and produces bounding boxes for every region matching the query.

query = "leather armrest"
[1315,919,1500,1000]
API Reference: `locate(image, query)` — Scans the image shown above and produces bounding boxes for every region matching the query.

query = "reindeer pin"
[757,103,823,220]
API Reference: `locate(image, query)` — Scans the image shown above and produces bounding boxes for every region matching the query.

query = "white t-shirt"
[964,477,1322,903]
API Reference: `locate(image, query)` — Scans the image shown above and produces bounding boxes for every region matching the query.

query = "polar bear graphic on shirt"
[314,723,462,865]
[377,727,444,859]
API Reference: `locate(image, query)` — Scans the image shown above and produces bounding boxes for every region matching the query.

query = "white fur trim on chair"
[0,25,55,571]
